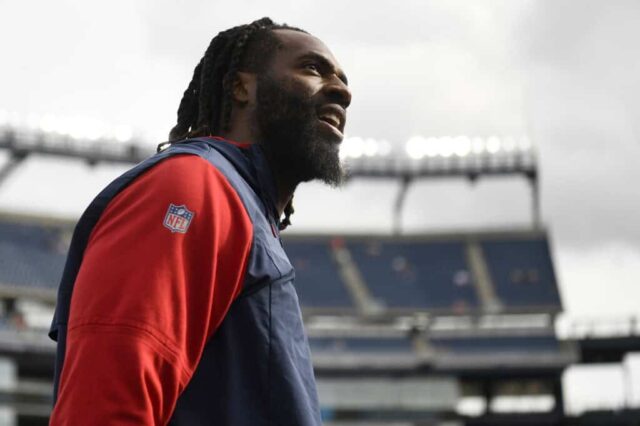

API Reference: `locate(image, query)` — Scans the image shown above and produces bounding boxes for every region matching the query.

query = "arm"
[50,155,253,425]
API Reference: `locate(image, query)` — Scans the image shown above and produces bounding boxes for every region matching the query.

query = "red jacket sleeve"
[50,154,253,425]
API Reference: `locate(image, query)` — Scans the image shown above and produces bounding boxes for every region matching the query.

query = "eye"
[303,62,320,73]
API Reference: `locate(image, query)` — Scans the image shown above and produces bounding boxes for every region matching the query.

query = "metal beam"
[0,128,154,165]
[0,154,26,187]
[392,176,411,235]
[1,126,541,229]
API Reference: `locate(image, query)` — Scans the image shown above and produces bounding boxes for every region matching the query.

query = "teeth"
[320,115,339,128]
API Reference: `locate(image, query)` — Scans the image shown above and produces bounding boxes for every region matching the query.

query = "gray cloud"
[515,0,640,246]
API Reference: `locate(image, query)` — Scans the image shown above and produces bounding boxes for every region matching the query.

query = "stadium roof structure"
[0,125,540,234]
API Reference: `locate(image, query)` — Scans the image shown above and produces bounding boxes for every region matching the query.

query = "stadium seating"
[481,238,561,308]
[309,336,414,354]
[284,239,354,308]
[430,336,560,354]
[0,220,66,289]
[0,216,562,314]
[346,239,478,310]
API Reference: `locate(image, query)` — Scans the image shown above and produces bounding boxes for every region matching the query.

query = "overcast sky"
[0,0,639,319]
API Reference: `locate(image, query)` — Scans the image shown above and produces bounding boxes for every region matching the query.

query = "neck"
[220,125,297,218]
[219,124,255,146]
[262,147,299,217]
[273,175,297,217]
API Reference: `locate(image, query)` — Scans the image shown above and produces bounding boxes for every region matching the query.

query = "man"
[49,17,351,425]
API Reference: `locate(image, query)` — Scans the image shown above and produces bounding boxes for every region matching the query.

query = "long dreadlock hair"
[163,17,305,230]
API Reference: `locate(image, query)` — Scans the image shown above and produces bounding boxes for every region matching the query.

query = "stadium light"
[3,112,135,144]
[502,136,516,152]
[398,134,540,162]
[0,116,541,232]
[452,136,472,157]
[341,133,538,176]
[341,133,540,233]
[362,138,378,157]
[486,136,501,154]
[340,137,397,160]
[424,137,439,157]
[114,125,133,143]
[471,137,484,154]
[377,140,393,157]
[404,136,424,160]
[339,136,364,159]
[438,136,455,158]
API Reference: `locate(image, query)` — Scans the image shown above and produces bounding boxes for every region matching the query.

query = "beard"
[254,74,344,187]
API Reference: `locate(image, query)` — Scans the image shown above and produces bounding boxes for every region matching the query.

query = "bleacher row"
[0,218,561,312]
[283,235,565,366]
[0,220,67,290]
[0,217,568,369]
[286,236,561,312]
[308,335,561,355]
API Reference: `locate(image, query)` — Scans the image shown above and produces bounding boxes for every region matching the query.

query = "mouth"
[317,104,346,139]
[317,117,343,139]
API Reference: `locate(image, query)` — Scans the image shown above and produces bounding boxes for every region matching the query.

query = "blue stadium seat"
[284,239,354,308]
[481,238,561,308]
[347,239,478,310]
[0,220,67,289]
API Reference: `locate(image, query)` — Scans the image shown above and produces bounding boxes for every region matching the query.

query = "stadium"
[0,124,639,425]
[1,2,640,425]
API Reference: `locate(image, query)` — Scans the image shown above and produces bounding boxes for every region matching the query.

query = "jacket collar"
[199,137,281,227]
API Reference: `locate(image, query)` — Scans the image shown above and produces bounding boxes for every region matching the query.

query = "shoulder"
[132,153,235,201]
[96,153,251,235]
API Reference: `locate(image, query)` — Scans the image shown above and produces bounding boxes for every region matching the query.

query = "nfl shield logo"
[163,204,194,233]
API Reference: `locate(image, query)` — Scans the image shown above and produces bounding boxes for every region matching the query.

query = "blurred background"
[0,0,639,424]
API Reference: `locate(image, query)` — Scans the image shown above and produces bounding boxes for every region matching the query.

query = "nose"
[324,75,352,109]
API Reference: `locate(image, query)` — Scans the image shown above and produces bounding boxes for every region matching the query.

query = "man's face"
[253,30,351,187]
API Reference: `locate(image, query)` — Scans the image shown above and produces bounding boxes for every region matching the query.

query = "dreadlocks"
[165,17,306,230]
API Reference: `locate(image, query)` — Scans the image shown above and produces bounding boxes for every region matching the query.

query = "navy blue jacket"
[49,137,322,425]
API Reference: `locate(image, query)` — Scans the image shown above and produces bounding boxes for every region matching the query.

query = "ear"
[232,71,257,105]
